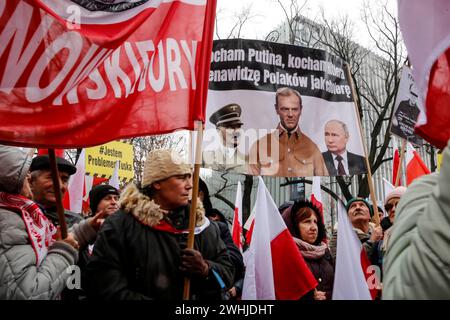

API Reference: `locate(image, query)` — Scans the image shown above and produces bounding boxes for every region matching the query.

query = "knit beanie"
[142,149,191,188]
[346,197,374,217]
[384,186,407,205]
[89,184,119,214]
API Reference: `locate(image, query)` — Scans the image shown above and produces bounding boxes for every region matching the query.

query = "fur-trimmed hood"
[119,183,207,228]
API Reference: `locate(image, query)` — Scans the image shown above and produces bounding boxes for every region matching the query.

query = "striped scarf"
[0,192,57,266]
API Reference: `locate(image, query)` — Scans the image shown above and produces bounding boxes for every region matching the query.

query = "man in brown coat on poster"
[247,87,328,177]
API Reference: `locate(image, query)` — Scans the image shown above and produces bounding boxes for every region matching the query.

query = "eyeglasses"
[385,201,399,212]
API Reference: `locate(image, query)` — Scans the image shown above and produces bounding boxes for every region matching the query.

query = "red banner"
[0,0,216,147]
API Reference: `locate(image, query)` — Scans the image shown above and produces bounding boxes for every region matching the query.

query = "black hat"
[30,155,77,175]
[89,184,119,214]
[209,103,243,128]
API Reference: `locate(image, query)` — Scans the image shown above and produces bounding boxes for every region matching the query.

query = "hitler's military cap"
[209,103,243,128]
[30,155,77,175]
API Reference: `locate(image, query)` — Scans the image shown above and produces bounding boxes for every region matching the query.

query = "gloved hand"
[180,248,209,278]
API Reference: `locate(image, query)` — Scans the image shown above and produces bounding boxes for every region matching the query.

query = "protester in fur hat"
[86,149,234,300]
[282,200,335,300]
[0,145,87,299]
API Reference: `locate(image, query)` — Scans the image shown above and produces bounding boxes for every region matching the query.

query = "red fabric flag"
[242,177,317,300]
[406,142,431,185]
[0,0,216,148]
[398,0,450,149]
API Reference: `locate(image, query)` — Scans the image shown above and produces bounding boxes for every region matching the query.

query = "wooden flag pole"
[345,64,380,226]
[395,139,407,187]
[48,149,68,239]
[183,120,204,300]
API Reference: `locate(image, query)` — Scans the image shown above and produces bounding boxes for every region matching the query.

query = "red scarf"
[0,192,57,266]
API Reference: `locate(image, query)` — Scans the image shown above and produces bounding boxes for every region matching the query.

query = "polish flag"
[109,161,121,190]
[242,177,317,300]
[332,201,373,300]
[398,0,450,149]
[243,206,256,246]
[383,178,395,213]
[65,149,86,213]
[392,138,402,186]
[406,142,431,185]
[231,181,243,252]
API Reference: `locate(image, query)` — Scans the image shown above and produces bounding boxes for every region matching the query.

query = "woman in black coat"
[282,200,335,300]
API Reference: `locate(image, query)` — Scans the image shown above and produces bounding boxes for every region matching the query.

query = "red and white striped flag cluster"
[398,0,450,149]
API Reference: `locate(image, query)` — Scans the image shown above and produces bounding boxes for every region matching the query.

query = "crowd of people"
[1,139,449,300]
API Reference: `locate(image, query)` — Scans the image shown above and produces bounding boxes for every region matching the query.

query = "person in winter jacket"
[383,140,450,299]
[86,149,234,300]
[0,145,80,299]
[29,154,82,227]
[282,200,335,300]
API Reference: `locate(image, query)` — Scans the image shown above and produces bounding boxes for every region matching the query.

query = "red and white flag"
[231,181,243,252]
[65,149,86,213]
[392,138,402,186]
[332,201,372,300]
[242,177,317,300]
[406,142,431,185]
[398,0,450,149]
[0,0,217,148]
[311,176,323,217]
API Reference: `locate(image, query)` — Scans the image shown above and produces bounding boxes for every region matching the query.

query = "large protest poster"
[202,39,366,177]
[390,66,423,146]
[0,0,216,148]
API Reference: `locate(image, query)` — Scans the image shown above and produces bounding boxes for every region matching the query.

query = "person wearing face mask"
[282,200,335,300]
[203,103,247,173]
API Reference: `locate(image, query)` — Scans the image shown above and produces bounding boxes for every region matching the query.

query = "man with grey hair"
[322,119,366,176]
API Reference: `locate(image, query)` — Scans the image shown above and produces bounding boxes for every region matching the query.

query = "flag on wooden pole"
[406,142,431,185]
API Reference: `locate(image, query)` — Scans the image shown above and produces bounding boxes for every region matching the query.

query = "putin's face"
[218,124,242,148]
[325,121,349,155]
[276,94,301,132]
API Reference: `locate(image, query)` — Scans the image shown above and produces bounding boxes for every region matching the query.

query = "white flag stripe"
[242,177,276,300]
[332,201,371,300]
[406,142,414,164]
[398,0,450,121]
[234,181,242,226]
[311,176,322,202]
[109,160,120,190]
[68,149,85,213]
